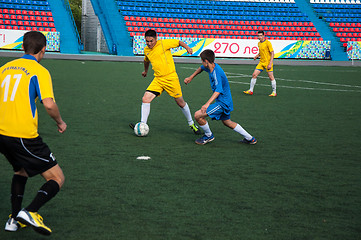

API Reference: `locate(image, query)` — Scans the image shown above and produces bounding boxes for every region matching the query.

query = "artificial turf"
[0,57,360,239]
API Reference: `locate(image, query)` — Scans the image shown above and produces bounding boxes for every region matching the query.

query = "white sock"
[141,103,150,123]
[180,103,194,126]
[200,122,212,137]
[233,124,252,140]
[271,79,276,93]
[250,78,257,92]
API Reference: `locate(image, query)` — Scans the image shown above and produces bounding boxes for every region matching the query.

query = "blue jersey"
[201,63,233,112]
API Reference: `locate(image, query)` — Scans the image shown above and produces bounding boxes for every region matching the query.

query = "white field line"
[181,67,361,93]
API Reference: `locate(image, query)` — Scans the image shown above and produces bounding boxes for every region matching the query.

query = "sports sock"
[141,103,151,124]
[250,78,257,92]
[26,180,60,213]
[180,103,194,126]
[11,175,27,218]
[233,124,252,140]
[199,122,212,137]
[271,79,276,93]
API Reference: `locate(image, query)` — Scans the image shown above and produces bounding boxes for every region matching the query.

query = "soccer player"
[184,49,257,145]
[130,29,201,135]
[1,31,67,235]
[244,30,277,97]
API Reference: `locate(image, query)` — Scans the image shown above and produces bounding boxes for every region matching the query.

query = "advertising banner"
[0,29,60,52]
[133,36,331,60]
[347,41,361,60]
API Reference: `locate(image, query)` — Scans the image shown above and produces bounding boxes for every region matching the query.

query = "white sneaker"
[4,215,24,232]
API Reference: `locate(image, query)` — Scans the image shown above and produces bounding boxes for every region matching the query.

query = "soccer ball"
[134,122,149,137]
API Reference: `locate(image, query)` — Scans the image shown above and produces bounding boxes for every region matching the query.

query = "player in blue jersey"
[184,49,257,145]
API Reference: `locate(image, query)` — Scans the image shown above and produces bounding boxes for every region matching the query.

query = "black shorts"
[0,134,58,177]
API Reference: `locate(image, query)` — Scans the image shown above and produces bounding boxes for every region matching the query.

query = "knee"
[56,175,65,189]
[194,110,202,121]
[142,96,150,103]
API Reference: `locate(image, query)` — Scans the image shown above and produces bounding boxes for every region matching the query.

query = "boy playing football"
[184,49,257,145]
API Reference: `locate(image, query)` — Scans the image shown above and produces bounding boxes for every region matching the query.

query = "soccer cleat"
[269,92,277,97]
[243,90,254,95]
[16,209,52,236]
[129,123,135,130]
[4,215,27,232]
[195,134,215,145]
[189,123,202,135]
[240,137,257,145]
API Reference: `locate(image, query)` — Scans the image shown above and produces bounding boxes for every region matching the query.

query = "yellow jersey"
[258,39,274,64]
[0,55,55,138]
[144,39,180,77]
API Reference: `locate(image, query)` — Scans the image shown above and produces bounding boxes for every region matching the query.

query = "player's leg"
[5,169,28,232]
[194,109,214,145]
[222,119,257,144]
[141,90,158,123]
[0,136,28,232]
[14,137,63,235]
[164,74,200,134]
[267,70,277,96]
[244,68,262,95]
[17,165,64,235]
[174,96,201,134]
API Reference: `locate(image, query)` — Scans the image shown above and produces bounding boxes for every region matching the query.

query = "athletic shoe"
[189,123,202,135]
[240,137,257,145]
[129,123,135,130]
[195,134,215,145]
[16,209,52,236]
[4,215,27,232]
[269,92,277,97]
[243,90,253,95]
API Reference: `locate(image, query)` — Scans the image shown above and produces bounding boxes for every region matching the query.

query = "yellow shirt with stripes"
[0,55,55,138]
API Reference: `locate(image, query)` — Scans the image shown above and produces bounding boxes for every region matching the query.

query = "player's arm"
[268,51,274,70]
[42,98,67,133]
[254,53,260,60]
[179,41,193,55]
[201,92,221,114]
[184,67,203,85]
[142,60,150,77]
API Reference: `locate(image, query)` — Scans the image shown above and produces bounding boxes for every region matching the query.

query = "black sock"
[11,175,28,218]
[26,180,60,213]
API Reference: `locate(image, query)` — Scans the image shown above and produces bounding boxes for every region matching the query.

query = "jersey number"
[1,74,22,102]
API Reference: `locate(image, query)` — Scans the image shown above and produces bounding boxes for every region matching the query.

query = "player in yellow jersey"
[130,29,201,134]
[244,30,277,97]
[0,31,66,236]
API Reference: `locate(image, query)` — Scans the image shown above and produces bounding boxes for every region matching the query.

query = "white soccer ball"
[134,122,149,137]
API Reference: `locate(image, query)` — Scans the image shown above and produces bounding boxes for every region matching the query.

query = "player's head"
[23,31,47,55]
[200,49,215,65]
[145,29,157,49]
[257,30,265,41]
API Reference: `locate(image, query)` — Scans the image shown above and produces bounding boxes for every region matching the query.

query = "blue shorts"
[207,103,231,121]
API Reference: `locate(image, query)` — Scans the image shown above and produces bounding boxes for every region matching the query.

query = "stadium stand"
[311,0,361,48]
[0,0,56,32]
[117,0,324,41]
[0,0,82,53]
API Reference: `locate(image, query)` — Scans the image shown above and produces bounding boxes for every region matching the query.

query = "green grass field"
[1,57,361,240]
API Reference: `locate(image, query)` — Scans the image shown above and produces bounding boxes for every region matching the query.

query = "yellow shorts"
[256,62,273,72]
[146,72,183,98]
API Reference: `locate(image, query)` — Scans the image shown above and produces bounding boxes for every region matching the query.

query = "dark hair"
[23,31,47,54]
[200,49,215,63]
[258,30,265,35]
[145,29,157,38]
